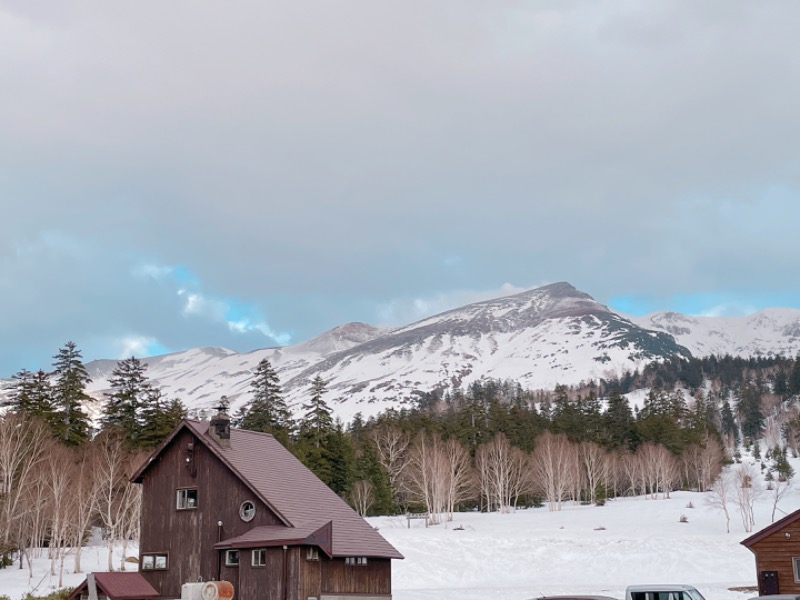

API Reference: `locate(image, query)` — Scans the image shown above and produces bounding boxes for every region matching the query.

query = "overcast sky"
[2,1,800,376]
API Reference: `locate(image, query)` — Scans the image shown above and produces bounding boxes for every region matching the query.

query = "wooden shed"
[67,572,159,600]
[741,508,800,595]
[128,411,402,600]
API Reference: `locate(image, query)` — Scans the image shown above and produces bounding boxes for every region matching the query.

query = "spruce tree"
[296,375,335,485]
[102,356,152,445]
[240,358,293,444]
[51,341,92,445]
[10,369,58,428]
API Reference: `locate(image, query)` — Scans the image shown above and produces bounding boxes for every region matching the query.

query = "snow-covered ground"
[2,483,792,600]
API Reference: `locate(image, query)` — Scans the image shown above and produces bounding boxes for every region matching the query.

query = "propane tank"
[200,580,235,600]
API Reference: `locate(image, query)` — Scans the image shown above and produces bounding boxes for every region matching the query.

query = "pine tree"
[138,391,187,449]
[240,358,293,444]
[602,390,636,450]
[102,356,152,445]
[51,341,92,445]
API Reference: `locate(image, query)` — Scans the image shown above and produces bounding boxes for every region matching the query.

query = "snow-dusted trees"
[475,433,529,512]
[529,432,574,511]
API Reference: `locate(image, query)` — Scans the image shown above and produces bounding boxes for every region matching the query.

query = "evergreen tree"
[102,356,152,445]
[51,341,92,445]
[139,391,187,448]
[326,419,355,496]
[10,369,58,428]
[240,358,293,444]
[601,390,636,450]
[296,375,336,485]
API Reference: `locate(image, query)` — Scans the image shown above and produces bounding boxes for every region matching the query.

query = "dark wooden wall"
[750,522,800,594]
[137,427,394,600]
[138,428,282,598]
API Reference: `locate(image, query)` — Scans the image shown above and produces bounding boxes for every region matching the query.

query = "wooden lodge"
[741,508,800,595]
[75,410,402,600]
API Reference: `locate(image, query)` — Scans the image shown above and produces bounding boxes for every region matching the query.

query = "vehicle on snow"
[625,584,707,600]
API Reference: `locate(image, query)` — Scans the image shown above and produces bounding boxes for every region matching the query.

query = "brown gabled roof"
[68,572,159,600]
[133,420,403,560]
[741,507,800,548]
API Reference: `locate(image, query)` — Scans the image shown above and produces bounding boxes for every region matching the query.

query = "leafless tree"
[44,439,73,585]
[529,432,575,511]
[579,442,609,505]
[442,438,473,522]
[0,414,49,563]
[69,444,97,573]
[93,430,144,571]
[370,425,410,505]
[706,469,734,533]
[350,480,375,517]
[682,435,724,492]
[734,462,762,533]
[475,433,529,513]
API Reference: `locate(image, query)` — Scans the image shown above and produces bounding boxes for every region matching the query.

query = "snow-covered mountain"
[8,282,800,423]
[78,282,689,421]
[631,309,800,358]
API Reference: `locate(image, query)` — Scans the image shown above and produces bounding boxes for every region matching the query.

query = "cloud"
[2,1,800,374]
[376,283,532,325]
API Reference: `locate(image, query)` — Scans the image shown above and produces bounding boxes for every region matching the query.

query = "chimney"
[209,396,231,448]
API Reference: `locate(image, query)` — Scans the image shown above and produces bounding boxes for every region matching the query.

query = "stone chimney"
[209,396,231,448]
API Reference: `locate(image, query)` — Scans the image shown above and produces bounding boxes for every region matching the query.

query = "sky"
[2,1,800,377]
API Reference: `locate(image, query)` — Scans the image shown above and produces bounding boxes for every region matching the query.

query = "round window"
[239,500,256,522]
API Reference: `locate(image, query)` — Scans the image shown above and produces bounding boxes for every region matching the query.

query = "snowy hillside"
[632,309,800,359]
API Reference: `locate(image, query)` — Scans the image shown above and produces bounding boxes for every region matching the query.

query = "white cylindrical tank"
[181,582,206,600]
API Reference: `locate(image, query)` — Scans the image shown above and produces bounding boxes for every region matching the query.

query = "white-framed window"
[141,553,168,570]
[176,488,198,510]
[306,547,319,561]
[252,548,267,567]
[225,549,240,567]
[793,557,800,582]
[345,556,368,566]
[239,500,256,522]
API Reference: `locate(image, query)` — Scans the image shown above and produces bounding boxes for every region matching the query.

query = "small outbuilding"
[741,508,800,595]
[67,572,159,600]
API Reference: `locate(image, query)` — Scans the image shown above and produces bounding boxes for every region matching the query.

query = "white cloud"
[115,335,158,358]
[377,282,533,325]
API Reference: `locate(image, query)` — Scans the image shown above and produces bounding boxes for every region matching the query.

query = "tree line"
[3,344,800,573]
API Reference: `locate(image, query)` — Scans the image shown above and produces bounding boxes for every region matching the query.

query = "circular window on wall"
[239,500,256,522]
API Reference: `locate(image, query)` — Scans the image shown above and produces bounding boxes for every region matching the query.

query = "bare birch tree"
[706,469,733,533]
[371,425,410,504]
[734,462,762,533]
[476,433,529,513]
[350,480,375,517]
[0,414,49,564]
[579,442,609,505]
[529,432,574,511]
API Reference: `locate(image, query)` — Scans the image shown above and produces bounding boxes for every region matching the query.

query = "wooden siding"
[320,558,391,596]
[750,523,800,594]
[138,428,283,599]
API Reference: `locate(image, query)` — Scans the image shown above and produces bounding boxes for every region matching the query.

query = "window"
[141,553,168,570]
[239,500,256,522]
[345,556,368,566]
[252,548,267,567]
[176,488,198,510]
[306,547,319,561]
[225,550,240,567]
[794,557,800,582]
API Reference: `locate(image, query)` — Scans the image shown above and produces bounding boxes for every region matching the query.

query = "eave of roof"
[68,572,159,600]
[214,521,334,557]
[741,507,800,548]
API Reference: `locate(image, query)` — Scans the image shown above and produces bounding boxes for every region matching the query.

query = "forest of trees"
[2,344,800,580]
